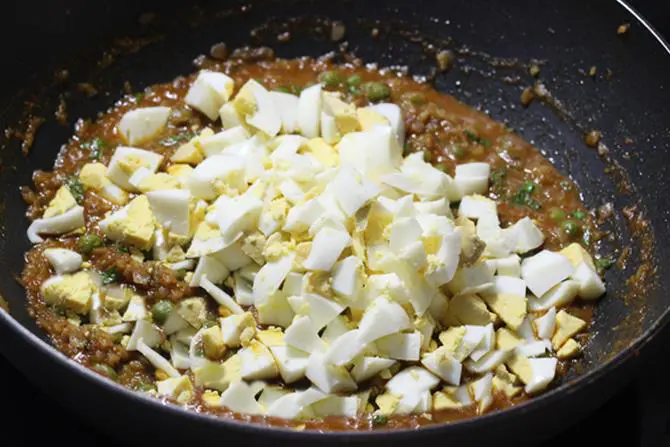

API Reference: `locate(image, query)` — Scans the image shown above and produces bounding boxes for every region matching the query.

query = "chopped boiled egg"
[521,250,574,297]
[571,262,606,300]
[185,70,235,120]
[454,162,490,196]
[99,195,155,250]
[552,310,587,350]
[118,106,171,145]
[28,66,610,421]
[107,146,163,191]
[27,206,85,243]
[297,84,322,138]
[43,248,82,275]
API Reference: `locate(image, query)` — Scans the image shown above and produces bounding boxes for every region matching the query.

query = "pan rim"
[0,0,668,439]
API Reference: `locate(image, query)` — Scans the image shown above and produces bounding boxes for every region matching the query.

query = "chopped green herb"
[152,301,173,325]
[133,92,145,102]
[275,86,291,93]
[82,137,107,160]
[490,169,507,186]
[549,207,566,222]
[512,180,541,210]
[117,245,130,254]
[319,71,344,88]
[64,175,85,203]
[372,414,388,426]
[101,268,118,285]
[78,234,103,255]
[348,85,361,95]
[93,363,118,380]
[595,256,616,271]
[160,131,197,146]
[572,210,586,220]
[464,129,492,148]
[361,82,391,102]
[135,382,155,392]
[561,220,582,238]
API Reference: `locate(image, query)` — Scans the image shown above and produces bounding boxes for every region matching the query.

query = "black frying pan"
[1,0,669,445]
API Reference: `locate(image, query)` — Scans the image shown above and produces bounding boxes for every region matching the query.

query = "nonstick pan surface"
[0,0,669,445]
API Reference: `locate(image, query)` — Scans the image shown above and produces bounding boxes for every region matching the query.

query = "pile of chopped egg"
[27,69,607,420]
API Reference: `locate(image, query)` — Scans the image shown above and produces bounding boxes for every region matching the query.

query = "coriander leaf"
[83,137,107,160]
[595,256,615,271]
[160,131,197,146]
[101,268,118,285]
[464,129,492,148]
[372,414,388,426]
[490,168,507,186]
[512,179,541,210]
[64,175,85,204]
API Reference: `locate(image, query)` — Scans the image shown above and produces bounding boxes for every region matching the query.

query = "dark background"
[2,1,669,446]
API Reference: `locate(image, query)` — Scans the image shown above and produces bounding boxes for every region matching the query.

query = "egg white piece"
[185,70,235,120]
[198,126,250,157]
[454,162,490,196]
[369,103,405,145]
[219,381,264,415]
[458,195,497,220]
[464,349,511,374]
[270,91,300,134]
[527,280,580,311]
[146,189,191,236]
[310,395,359,418]
[357,296,411,344]
[571,262,606,300]
[351,356,396,382]
[521,250,574,297]
[43,248,82,275]
[253,254,295,305]
[324,330,367,366]
[269,345,310,383]
[189,255,230,287]
[524,357,558,394]
[284,316,325,354]
[305,350,357,394]
[137,339,180,378]
[107,146,163,191]
[421,347,463,385]
[302,227,352,272]
[503,216,545,254]
[533,307,557,339]
[238,340,280,380]
[331,256,363,301]
[386,366,440,396]
[200,276,244,314]
[376,331,422,361]
[331,166,381,217]
[339,127,401,181]
[297,84,322,138]
[494,254,522,277]
[187,154,245,200]
[27,206,85,243]
[243,80,282,137]
[515,340,552,358]
[469,372,494,413]
[118,106,171,145]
